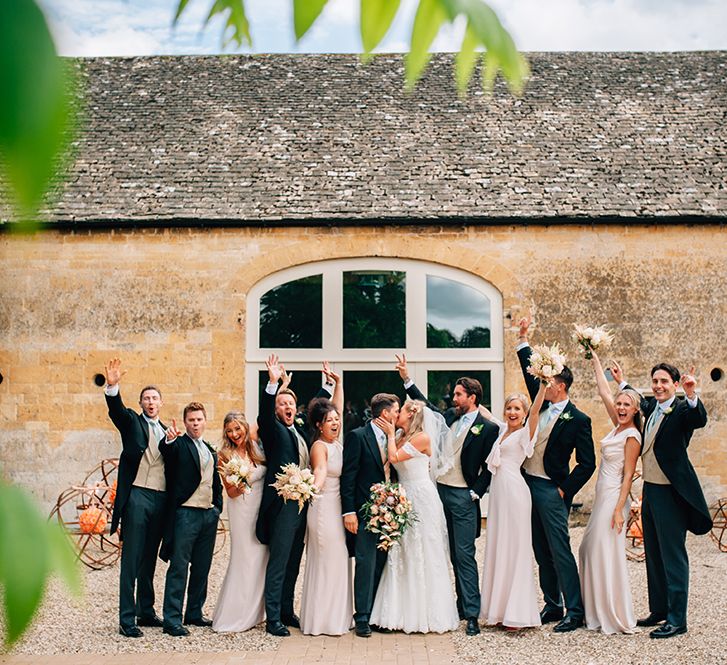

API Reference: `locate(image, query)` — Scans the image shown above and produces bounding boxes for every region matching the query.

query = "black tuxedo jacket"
[158,433,223,561]
[255,386,327,545]
[105,390,169,537]
[626,386,711,535]
[518,345,596,499]
[404,383,499,537]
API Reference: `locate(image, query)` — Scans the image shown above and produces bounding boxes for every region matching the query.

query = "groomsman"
[396,355,499,636]
[103,358,168,638]
[616,362,711,638]
[256,355,332,637]
[516,317,596,632]
[340,393,401,638]
[159,402,222,636]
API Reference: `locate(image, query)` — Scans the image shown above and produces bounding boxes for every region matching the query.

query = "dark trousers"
[264,501,307,623]
[162,506,219,628]
[526,475,584,619]
[642,482,690,626]
[353,516,388,624]
[437,483,480,620]
[119,486,166,629]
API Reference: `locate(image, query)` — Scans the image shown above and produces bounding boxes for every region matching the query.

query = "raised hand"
[610,360,624,385]
[395,353,410,382]
[104,357,126,386]
[280,364,294,391]
[265,353,283,384]
[681,365,698,398]
[322,360,341,384]
[373,416,394,437]
[518,313,532,341]
[166,418,183,442]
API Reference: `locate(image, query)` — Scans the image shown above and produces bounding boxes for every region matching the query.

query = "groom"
[516,316,595,632]
[396,355,498,636]
[340,392,400,638]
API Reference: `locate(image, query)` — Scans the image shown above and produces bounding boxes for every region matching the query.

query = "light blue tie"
[646,407,662,435]
[194,438,210,466]
[539,404,556,430]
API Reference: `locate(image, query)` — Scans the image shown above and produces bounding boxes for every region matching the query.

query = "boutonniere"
[559,412,574,422]
[470,424,484,435]
[294,417,304,427]
[662,406,674,416]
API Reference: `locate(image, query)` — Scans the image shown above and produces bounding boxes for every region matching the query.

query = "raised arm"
[396,353,443,414]
[612,361,651,413]
[158,419,183,461]
[103,357,135,431]
[258,353,283,436]
[528,382,547,439]
[323,361,344,416]
[679,366,708,432]
[591,351,617,426]
[515,315,540,401]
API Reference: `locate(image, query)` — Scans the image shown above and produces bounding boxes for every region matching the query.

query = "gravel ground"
[9,526,727,663]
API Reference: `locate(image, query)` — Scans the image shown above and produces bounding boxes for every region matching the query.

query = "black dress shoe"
[553,616,583,633]
[266,620,291,637]
[118,625,143,638]
[636,613,667,627]
[539,608,564,624]
[184,615,213,627]
[466,618,481,636]
[281,613,301,629]
[371,624,393,634]
[650,623,687,639]
[355,621,372,637]
[162,624,190,637]
[137,614,163,627]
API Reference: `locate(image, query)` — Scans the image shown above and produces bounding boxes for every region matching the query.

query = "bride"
[369,399,459,633]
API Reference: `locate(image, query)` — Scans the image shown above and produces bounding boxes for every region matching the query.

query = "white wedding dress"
[370,442,459,633]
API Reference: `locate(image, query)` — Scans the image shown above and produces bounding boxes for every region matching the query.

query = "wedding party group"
[103,315,712,642]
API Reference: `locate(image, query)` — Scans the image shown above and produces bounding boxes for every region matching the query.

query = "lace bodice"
[392,442,432,484]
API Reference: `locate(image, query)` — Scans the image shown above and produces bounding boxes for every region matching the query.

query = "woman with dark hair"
[212,411,268,632]
[299,363,353,636]
[578,351,641,634]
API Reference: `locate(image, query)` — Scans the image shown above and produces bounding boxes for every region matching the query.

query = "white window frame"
[245,258,504,417]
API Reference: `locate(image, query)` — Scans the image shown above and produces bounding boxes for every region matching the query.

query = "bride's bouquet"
[272,463,319,513]
[572,324,614,359]
[361,482,416,551]
[220,455,254,496]
[527,343,567,383]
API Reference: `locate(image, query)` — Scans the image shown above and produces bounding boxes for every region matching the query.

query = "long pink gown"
[578,426,639,634]
[300,440,353,636]
[212,449,268,632]
[479,422,541,628]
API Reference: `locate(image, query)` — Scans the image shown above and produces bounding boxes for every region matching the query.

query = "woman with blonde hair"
[578,352,640,634]
[478,383,546,630]
[212,411,268,632]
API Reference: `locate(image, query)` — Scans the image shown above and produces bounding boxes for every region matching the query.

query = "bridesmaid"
[578,352,640,634]
[299,363,353,636]
[479,383,546,630]
[212,412,268,632]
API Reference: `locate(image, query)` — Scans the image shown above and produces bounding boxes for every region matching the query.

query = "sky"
[41,0,727,58]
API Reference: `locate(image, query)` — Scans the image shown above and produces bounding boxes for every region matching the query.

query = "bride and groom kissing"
[340,355,500,637]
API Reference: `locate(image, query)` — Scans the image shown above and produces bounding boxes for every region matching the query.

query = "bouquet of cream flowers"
[272,463,319,513]
[573,324,614,359]
[361,482,416,551]
[527,343,567,383]
[221,455,254,495]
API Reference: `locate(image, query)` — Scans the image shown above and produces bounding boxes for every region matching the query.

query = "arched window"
[245,258,504,428]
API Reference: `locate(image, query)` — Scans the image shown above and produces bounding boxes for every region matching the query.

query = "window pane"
[259,275,322,348]
[343,271,405,348]
[426,276,491,348]
[427,370,492,410]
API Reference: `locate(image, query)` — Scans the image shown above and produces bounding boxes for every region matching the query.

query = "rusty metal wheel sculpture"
[625,471,645,562]
[49,484,120,570]
[710,497,727,553]
[81,457,119,489]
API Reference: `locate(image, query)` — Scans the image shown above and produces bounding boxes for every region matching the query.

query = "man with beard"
[396,355,499,636]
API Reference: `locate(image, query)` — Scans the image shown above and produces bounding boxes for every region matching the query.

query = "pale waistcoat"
[183,442,215,508]
[290,426,310,468]
[523,412,560,479]
[133,423,166,491]
[641,410,670,485]
[437,422,469,487]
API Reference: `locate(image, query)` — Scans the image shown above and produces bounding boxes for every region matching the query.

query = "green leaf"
[0,483,50,647]
[0,0,74,219]
[455,24,478,94]
[293,0,329,41]
[173,0,191,24]
[205,0,251,48]
[360,0,400,54]
[481,49,499,94]
[406,0,448,89]
[47,523,82,598]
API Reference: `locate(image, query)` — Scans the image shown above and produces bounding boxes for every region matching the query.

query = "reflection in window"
[427,370,492,410]
[426,276,491,348]
[259,275,322,348]
[343,271,405,348]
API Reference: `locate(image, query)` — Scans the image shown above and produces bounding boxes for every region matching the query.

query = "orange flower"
[108,480,117,505]
[79,506,107,534]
